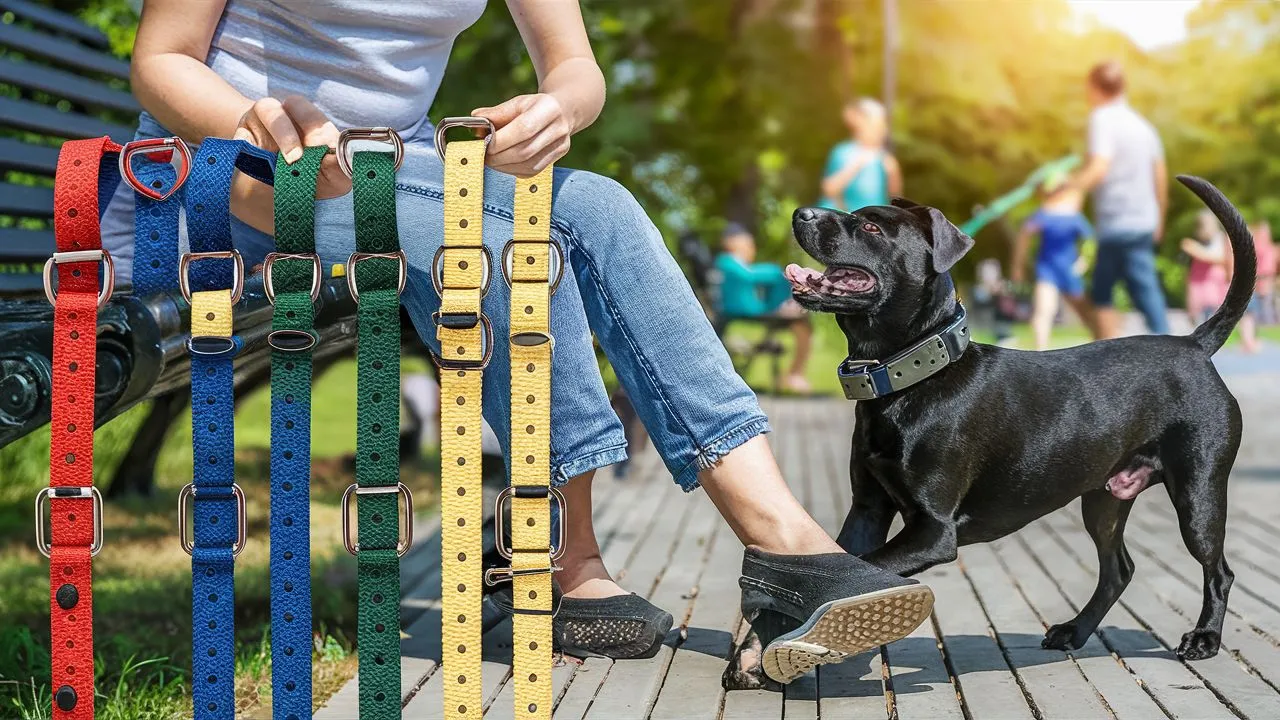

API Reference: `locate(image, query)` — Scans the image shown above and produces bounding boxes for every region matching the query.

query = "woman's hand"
[234,95,350,199]
[473,93,573,177]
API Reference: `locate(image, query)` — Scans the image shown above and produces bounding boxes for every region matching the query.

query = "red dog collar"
[39,136,121,720]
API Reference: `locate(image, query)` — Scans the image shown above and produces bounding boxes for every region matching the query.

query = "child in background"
[1240,220,1276,353]
[820,98,903,211]
[1182,210,1232,325]
[1011,172,1097,350]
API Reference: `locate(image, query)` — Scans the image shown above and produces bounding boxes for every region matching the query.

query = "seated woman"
[104,0,933,675]
[714,223,814,393]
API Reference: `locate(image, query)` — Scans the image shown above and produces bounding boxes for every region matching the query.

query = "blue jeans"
[100,113,769,490]
[1089,232,1169,334]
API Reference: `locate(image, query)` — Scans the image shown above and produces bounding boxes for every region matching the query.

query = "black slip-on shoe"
[740,547,934,683]
[488,584,674,659]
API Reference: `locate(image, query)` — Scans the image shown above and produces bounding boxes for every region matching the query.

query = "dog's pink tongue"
[785,264,824,289]
[1106,466,1154,501]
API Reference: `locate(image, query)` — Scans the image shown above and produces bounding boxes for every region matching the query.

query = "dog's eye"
[862,222,882,234]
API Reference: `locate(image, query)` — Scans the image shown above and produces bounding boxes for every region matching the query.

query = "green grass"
[0,359,438,719]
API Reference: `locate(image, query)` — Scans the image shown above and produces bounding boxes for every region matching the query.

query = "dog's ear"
[890,196,920,209]
[922,207,974,273]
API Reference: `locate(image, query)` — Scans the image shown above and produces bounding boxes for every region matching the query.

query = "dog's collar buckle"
[837,303,970,401]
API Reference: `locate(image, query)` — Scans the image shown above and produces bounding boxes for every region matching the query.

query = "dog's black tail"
[1179,175,1257,355]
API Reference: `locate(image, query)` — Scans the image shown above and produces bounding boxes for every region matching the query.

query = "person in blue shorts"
[820,98,903,211]
[1011,172,1098,350]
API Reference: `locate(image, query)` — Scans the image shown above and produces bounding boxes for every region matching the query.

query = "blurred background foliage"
[25,0,1280,302]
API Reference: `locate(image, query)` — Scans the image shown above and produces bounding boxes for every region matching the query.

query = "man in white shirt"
[1071,61,1170,338]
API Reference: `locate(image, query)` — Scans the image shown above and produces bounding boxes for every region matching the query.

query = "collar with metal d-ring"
[499,164,561,720]
[38,135,121,720]
[119,137,191,295]
[178,137,275,720]
[337,127,414,720]
[264,144,328,720]
[836,302,970,401]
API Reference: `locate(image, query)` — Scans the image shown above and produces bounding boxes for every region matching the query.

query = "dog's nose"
[795,207,817,223]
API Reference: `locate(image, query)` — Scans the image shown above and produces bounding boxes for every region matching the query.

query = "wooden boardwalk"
[318,369,1280,719]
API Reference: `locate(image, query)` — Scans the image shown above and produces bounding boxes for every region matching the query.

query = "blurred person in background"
[1181,210,1231,325]
[1239,220,1276,353]
[820,98,903,212]
[715,223,813,393]
[1070,61,1170,339]
[1010,170,1097,350]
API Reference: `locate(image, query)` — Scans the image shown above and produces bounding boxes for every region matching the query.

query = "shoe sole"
[761,584,935,683]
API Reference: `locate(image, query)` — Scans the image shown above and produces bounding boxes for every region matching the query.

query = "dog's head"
[786,199,973,355]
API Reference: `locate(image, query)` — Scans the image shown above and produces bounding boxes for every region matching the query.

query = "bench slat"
[0,57,139,113]
[0,96,133,142]
[0,227,55,259]
[0,137,59,175]
[0,23,130,79]
[0,182,54,217]
[0,0,111,49]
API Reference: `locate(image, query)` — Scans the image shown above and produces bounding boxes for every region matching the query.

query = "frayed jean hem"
[671,416,772,492]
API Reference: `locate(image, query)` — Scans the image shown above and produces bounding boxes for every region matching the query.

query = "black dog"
[723,176,1254,690]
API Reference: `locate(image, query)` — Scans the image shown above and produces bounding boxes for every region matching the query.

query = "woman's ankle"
[556,552,628,598]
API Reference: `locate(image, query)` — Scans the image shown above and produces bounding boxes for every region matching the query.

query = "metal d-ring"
[434,116,495,163]
[336,127,405,179]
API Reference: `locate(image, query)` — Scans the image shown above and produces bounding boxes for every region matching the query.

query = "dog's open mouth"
[784,264,877,297]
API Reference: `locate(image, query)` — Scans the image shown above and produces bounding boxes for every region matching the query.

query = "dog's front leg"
[861,514,958,577]
[836,466,897,556]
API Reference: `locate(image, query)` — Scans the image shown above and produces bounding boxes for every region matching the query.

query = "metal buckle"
[484,565,563,588]
[262,253,322,304]
[431,244,492,298]
[179,250,245,304]
[118,136,191,201]
[336,127,405,179]
[177,483,247,557]
[501,240,564,295]
[493,486,566,561]
[186,336,238,358]
[434,116,495,163]
[42,249,115,308]
[430,312,494,370]
[340,483,414,557]
[346,250,407,303]
[35,486,104,558]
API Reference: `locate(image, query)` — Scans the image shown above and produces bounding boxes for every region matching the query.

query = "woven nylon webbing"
[507,166,556,720]
[437,136,488,719]
[268,145,327,720]
[45,135,121,720]
[351,149,406,720]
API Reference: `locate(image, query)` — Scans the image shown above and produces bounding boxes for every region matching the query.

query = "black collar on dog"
[837,302,969,400]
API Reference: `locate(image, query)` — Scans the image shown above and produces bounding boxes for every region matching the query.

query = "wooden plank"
[0,227,55,259]
[0,96,133,142]
[1046,510,1276,719]
[584,492,722,720]
[0,182,54,217]
[994,533,1168,720]
[0,0,111,48]
[551,658,613,720]
[0,137,60,176]
[882,577,964,720]
[312,656,437,720]
[0,57,140,112]
[925,562,1036,720]
[1021,518,1217,720]
[0,22,130,78]
[960,543,1114,719]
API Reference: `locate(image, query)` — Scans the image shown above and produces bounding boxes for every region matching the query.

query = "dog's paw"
[721,631,783,692]
[1176,629,1221,660]
[1041,622,1087,651]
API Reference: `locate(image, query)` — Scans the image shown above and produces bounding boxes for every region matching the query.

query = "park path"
[317,349,1280,719]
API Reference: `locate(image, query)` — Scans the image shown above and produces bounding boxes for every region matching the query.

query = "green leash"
[339,132,413,719]
[959,154,1081,237]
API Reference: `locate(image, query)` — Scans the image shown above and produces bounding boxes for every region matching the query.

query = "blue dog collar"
[182,138,274,720]
[837,303,970,400]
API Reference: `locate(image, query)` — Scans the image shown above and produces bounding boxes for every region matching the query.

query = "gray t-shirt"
[1087,98,1164,237]
[207,0,488,136]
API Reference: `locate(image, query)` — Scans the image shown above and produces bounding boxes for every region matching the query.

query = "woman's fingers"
[251,97,303,163]
[473,95,536,134]
[283,95,339,149]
